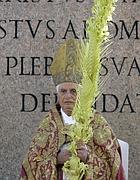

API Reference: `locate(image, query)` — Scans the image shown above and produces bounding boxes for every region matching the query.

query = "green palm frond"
[63,0,118,179]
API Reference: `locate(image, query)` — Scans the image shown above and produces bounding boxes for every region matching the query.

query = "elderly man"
[20,39,125,180]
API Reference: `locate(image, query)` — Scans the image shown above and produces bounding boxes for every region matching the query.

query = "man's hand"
[57,142,88,165]
[77,144,88,163]
[57,149,71,165]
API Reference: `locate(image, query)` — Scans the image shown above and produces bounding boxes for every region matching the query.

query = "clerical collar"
[61,108,75,125]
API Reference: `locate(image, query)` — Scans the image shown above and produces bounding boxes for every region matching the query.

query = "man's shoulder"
[39,105,62,128]
[91,111,109,126]
[43,105,61,119]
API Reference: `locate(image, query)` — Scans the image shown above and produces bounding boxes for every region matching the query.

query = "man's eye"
[60,89,67,93]
[71,89,77,94]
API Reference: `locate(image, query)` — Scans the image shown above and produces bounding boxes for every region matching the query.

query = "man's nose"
[65,91,72,97]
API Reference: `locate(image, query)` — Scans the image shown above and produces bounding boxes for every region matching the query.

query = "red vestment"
[20,105,126,180]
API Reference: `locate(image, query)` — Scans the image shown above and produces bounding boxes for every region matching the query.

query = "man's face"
[57,82,78,116]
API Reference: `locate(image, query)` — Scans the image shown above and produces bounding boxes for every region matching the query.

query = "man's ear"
[55,94,59,103]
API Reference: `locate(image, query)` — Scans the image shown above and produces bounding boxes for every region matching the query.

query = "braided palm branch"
[63,0,117,179]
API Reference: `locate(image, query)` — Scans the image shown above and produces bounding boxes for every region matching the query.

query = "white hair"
[56,84,61,93]
[56,83,81,93]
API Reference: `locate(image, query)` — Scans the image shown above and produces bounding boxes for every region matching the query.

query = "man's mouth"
[64,101,74,104]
